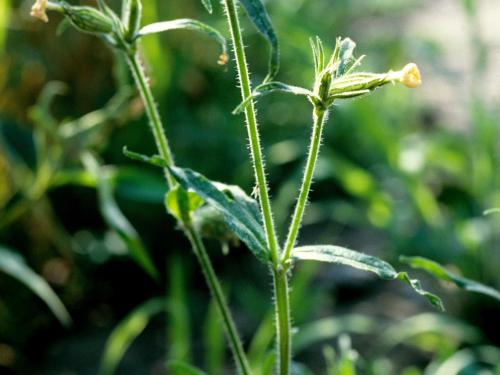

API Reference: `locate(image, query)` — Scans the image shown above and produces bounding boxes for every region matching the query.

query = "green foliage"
[400,256,500,301]
[165,185,204,225]
[0,246,71,326]
[98,298,164,375]
[168,166,269,263]
[82,153,158,279]
[292,245,444,310]
[239,0,279,82]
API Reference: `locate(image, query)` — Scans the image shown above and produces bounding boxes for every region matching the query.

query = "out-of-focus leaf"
[400,256,500,301]
[0,246,71,326]
[380,313,481,352]
[166,360,207,375]
[82,153,158,279]
[292,246,444,310]
[239,0,279,82]
[294,315,379,353]
[484,208,500,215]
[200,0,212,13]
[233,82,314,114]
[98,298,164,375]
[138,19,226,59]
[432,345,500,375]
[165,185,203,225]
[168,166,269,263]
[0,0,10,53]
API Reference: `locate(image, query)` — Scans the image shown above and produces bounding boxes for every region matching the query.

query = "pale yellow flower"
[31,0,49,23]
[398,63,421,88]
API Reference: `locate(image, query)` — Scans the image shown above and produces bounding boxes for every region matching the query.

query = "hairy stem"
[222,0,280,265]
[222,1,291,373]
[186,226,253,375]
[283,107,328,261]
[126,51,176,187]
[273,268,291,375]
[125,49,251,375]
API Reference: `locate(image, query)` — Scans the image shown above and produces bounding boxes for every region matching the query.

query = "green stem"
[222,0,280,265]
[186,226,252,375]
[125,49,251,375]
[222,1,292,373]
[273,268,291,375]
[282,107,328,261]
[126,51,176,187]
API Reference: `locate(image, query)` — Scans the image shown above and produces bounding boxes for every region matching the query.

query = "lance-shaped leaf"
[233,81,314,114]
[484,208,500,215]
[200,0,212,14]
[168,166,269,263]
[166,360,207,375]
[123,146,167,168]
[138,19,227,62]
[82,153,158,280]
[239,0,279,82]
[400,256,500,301]
[98,298,164,375]
[0,246,71,326]
[292,245,444,310]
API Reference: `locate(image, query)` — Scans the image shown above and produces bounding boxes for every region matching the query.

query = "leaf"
[239,0,279,82]
[0,246,71,326]
[200,0,212,13]
[400,256,500,301]
[166,360,207,375]
[165,185,204,225]
[122,146,168,168]
[138,19,227,59]
[292,245,444,310]
[168,166,269,263]
[233,81,314,114]
[484,208,500,215]
[82,153,159,280]
[98,298,164,375]
[336,38,356,76]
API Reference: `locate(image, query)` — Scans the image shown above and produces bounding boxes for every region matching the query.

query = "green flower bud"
[122,0,142,39]
[61,2,113,35]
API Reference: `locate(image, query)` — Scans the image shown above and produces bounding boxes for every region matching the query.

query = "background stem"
[283,108,328,261]
[125,49,252,375]
[273,268,291,375]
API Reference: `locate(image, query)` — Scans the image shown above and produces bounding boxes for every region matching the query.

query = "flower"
[31,0,49,23]
[397,63,422,88]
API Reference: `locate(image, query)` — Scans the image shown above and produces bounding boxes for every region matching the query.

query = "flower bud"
[31,0,48,23]
[396,63,421,88]
[123,0,142,39]
[61,2,113,35]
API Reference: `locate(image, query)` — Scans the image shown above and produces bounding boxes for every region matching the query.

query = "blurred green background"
[0,0,499,374]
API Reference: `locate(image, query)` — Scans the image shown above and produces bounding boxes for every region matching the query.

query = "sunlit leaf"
[168,166,269,263]
[138,19,227,60]
[484,208,500,215]
[400,256,500,301]
[433,345,500,375]
[82,153,158,279]
[239,0,279,82]
[336,38,356,77]
[292,245,444,310]
[98,298,164,375]
[233,82,314,114]
[0,246,71,326]
[165,185,204,225]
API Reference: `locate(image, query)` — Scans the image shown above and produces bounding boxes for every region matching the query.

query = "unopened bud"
[31,0,48,22]
[123,0,142,39]
[61,2,113,34]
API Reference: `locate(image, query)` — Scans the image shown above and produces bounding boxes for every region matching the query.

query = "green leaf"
[484,208,500,215]
[98,298,164,375]
[400,256,500,301]
[233,81,314,114]
[336,38,356,77]
[82,153,159,280]
[200,0,212,13]
[138,19,227,60]
[122,146,168,168]
[292,245,444,310]
[0,246,71,326]
[239,0,279,82]
[165,185,204,225]
[166,360,207,375]
[168,166,269,263]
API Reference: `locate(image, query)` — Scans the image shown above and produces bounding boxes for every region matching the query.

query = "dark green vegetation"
[0,0,499,374]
